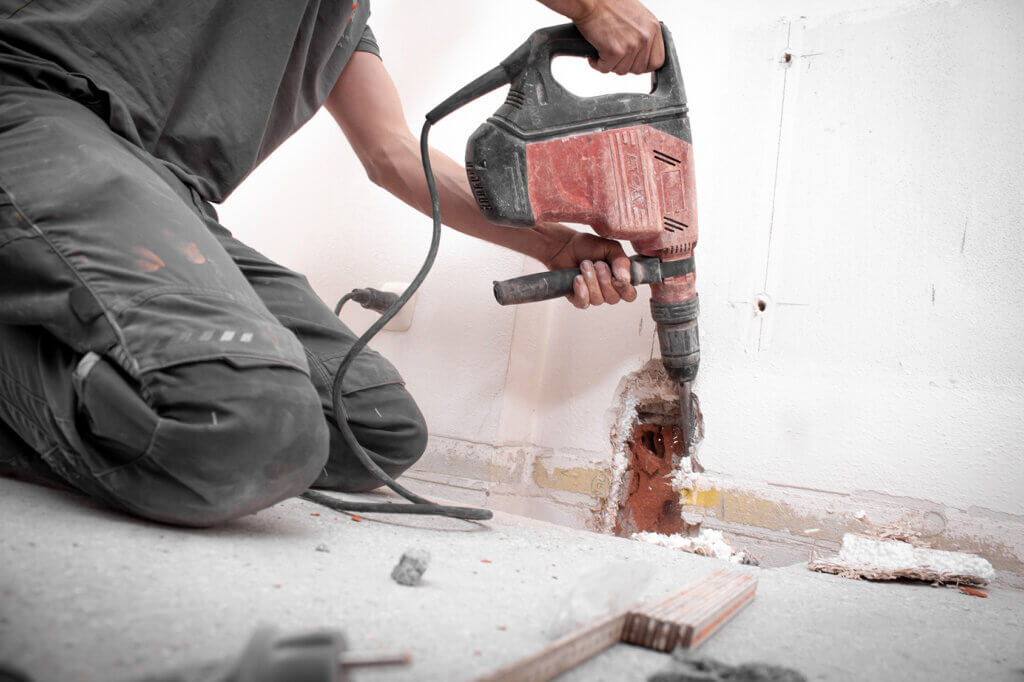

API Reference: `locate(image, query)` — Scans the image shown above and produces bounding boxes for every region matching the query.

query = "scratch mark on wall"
[760,20,795,352]
[960,217,968,254]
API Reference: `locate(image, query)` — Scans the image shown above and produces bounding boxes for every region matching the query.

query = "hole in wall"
[754,293,772,315]
[603,360,705,535]
[613,394,703,538]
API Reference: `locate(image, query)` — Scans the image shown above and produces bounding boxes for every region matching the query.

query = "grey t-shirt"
[0,0,380,202]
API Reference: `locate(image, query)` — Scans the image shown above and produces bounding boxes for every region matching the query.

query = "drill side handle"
[493,255,692,305]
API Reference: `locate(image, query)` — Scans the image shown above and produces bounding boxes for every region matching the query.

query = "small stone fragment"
[315,544,330,553]
[391,548,431,586]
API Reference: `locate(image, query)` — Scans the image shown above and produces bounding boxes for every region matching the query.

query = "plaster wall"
[220,1,1024,535]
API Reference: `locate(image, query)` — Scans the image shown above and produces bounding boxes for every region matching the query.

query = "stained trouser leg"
[0,86,329,526]
[200,219,429,492]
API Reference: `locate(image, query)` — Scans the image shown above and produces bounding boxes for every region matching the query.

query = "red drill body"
[454,23,700,446]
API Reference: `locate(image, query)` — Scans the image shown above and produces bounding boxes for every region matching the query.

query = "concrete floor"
[1,476,1022,682]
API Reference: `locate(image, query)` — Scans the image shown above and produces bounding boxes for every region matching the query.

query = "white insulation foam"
[632,529,750,565]
[810,533,995,586]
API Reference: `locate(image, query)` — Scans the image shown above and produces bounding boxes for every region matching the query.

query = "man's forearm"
[367,131,573,266]
[536,0,597,21]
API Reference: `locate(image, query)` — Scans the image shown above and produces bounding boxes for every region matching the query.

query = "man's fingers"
[630,30,658,74]
[588,56,613,74]
[618,282,639,303]
[648,28,666,71]
[569,274,588,309]
[580,260,605,305]
[611,49,634,76]
[594,261,621,305]
[624,25,656,75]
[626,47,649,76]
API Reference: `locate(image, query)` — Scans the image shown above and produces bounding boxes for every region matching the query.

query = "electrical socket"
[380,281,415,332]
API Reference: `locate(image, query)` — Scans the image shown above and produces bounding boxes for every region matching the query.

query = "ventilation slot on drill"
[504,89,526,110]
[663,216,688,232]
[466,164,493,212]
[653,149,681,166]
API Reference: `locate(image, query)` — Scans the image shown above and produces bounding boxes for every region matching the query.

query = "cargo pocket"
[72,351,159,473]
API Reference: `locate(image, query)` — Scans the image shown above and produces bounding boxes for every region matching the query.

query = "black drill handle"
[494,255,690,305]
[499,23,684,115]
[494,267,581,305]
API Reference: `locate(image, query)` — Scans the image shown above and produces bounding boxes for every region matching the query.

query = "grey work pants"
[0,86,427,526]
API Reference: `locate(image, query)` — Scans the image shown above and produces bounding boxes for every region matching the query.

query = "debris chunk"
[809,533,994,586]
[391,549,431,587]
[632,529,756,565]
[315,544,330,553]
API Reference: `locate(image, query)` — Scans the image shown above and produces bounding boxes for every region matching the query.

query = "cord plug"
[335,287,400,315]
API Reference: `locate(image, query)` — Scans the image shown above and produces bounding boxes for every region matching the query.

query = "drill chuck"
[651,296,700,383]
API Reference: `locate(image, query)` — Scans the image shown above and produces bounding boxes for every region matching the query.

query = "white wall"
[220,0,1024,521]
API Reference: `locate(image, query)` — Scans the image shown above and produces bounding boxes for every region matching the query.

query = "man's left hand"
[540,224,638,308]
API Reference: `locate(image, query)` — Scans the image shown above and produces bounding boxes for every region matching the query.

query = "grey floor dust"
[1,476,1021,682]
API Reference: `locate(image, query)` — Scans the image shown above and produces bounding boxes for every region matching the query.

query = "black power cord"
[300,119,493,521]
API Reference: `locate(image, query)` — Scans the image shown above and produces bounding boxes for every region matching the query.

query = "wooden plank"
[475,571,758,681]
[476,613,627,682]
[621,571,757,652]
[688,577,757,648]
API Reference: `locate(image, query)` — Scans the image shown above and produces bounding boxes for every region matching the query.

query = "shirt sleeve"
[355,25,380,59]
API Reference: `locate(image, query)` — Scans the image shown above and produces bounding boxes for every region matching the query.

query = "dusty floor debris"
[4,479,1024,681]
[808,533,995,586]
[391,548,431,586]
[632,529,757,565]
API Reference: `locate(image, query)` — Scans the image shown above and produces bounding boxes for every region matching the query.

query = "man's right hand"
[540,0,665,75]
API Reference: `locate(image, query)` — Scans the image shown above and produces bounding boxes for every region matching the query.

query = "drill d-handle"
[498,22,685,115]
[493,256,694,306]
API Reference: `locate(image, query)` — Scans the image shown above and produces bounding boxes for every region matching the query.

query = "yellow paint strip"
[532,462,611,498]
[680,488,720,508]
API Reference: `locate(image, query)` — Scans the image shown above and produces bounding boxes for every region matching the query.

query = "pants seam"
[137,352,311,377]
[108,285,263,317]
[0,189,137,374]
[89,416,163,479]
[305,348,334,391]
[0,233,41,250]
[0,364,50,408]
[277,313,351,340]
[0,365,53,441]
